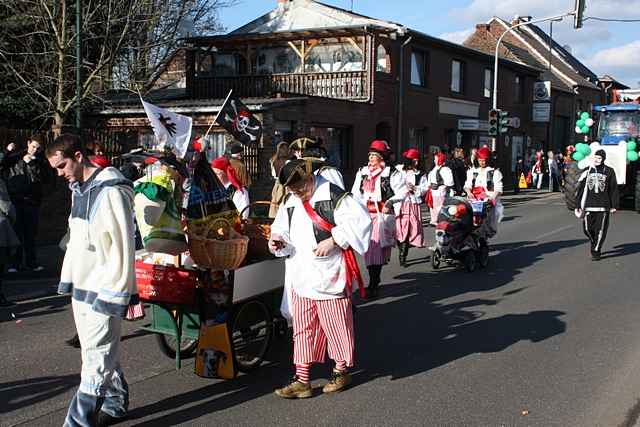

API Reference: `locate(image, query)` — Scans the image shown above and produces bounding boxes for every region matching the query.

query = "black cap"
[229,142,243,155]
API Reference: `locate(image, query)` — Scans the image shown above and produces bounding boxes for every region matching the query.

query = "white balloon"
[575,126,583,134]
[586,118,595,127]
[448,206,457,215]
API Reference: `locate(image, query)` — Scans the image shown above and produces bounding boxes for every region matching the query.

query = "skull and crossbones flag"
[215,90,262,145]
[141,98,192,158]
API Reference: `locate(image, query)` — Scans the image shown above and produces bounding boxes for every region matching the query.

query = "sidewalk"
[4,245,64,302]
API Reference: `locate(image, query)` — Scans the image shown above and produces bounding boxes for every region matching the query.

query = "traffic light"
[499,110,509,134]
[574,0,586,29]
[488,109,499,137]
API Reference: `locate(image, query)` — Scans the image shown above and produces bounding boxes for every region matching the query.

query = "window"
[514,75,524,103]
[305,41,363,73]
[376,44,391,74]
[410,50,428,87]
[407,127,428,154]
[451,60,464,93]
[308,126,350,169]
[484,68,493,98]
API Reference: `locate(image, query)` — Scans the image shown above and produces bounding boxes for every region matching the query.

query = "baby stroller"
[430,197,491,272]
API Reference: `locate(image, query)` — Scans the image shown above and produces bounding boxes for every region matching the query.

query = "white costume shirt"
[316,166,345,190]
[270,177,372,300]
[224,182,250,219]
[394,165,426,205]
[351,166,404,208]
[424,165,454,196]
[464,167,504,199]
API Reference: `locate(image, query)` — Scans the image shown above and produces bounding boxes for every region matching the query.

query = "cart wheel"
[156,334,198,359]
[431,249,441,270]
[231,299,273,373]
[478,240,489,269]
[463,250,477,273]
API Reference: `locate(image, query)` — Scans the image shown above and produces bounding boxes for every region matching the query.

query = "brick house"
[89,0,543,194]
[464,17,604,154]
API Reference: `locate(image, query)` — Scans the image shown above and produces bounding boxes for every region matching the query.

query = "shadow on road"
[0,374,79,414]
[0,295,70,323]
[601,242,640,260]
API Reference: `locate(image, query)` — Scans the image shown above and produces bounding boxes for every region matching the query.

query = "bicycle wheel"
[156,334,198,359]
[231,299,273,372]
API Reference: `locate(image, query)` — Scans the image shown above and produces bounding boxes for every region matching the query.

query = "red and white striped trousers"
[291,290,355,368]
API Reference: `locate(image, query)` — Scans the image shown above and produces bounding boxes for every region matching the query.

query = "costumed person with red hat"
[394,148,425,267]
[351,140,403,298]
[464,147,504,236]
[211,156,250,219]
[270,159,371,398]
[425,151,454,227]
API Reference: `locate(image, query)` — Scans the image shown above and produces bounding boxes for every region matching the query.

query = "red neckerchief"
[363,165,384,194]
[302,200,365,299]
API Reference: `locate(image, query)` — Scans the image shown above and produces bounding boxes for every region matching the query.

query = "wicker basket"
[240,202,275,260]
[187,221,249,270]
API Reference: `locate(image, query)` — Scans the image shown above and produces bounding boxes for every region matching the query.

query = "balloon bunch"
[626,139,639,162]
[575,112,594,135]
[572,143,591,161]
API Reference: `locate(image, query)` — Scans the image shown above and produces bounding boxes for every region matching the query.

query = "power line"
[584,16,640,23]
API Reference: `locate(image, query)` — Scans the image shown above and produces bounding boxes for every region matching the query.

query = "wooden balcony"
[192,71,369,101]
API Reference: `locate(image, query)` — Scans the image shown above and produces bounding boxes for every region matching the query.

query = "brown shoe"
[275,376,313,399]
[322,370,352,394]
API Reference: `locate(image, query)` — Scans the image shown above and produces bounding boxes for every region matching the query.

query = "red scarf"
[363,164,384,194]
[302,201,365,299]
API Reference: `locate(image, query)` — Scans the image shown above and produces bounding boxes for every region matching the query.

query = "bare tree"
[0,0,237,131]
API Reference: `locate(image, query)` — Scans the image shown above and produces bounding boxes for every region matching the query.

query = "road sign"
[507,117,521,128]
[533,103,551,122]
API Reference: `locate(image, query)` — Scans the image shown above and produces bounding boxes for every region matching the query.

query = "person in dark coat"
[0,178,20,306]
[1,137,48,272]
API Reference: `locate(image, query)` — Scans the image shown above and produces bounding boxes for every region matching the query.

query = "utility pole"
[491,12,573,151]
[75,0,82,131]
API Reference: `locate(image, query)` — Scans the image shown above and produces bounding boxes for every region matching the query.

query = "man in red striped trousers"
[269,160,372,398]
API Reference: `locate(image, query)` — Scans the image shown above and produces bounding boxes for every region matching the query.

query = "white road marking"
[535,224,574,241]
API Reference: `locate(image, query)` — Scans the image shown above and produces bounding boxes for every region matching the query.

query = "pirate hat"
[369,140,391,160]
[279,159,313,187]
[289,137,316,152]
[477,147,491,160]
[403,148,420,161]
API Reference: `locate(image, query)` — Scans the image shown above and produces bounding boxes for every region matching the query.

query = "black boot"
[398,242,407,267]
[402,243,410,267]
[366,265,382,299]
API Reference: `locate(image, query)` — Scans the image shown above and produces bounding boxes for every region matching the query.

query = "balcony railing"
[192,71,369,101]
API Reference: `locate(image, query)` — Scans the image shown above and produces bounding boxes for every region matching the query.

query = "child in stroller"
[430,196,490,272]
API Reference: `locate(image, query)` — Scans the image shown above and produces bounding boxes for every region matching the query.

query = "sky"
[217,0,640,87]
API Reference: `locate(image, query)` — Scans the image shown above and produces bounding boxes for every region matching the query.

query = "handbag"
[376,202,396,249]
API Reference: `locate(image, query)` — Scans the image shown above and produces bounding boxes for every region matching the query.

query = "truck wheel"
[635,170,640,213]
[564,162,581,211]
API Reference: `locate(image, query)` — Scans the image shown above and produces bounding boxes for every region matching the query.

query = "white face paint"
[594,155,604,166]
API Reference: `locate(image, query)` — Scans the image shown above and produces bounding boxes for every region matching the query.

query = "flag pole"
[204,89,233,140]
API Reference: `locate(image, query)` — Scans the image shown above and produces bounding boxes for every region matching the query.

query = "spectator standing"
[227,142,252,189]
[0,177,19,306]
[1,137,48,272]
[547,150,559,192]
[447,147,467,195]
[269,142,290,218]
[531,151,544,190]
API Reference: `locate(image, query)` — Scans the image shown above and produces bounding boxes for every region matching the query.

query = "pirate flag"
[141,99,192,158]
[215,90,262,145]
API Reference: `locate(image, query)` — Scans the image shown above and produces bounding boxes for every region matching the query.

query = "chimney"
[476,24,491,32]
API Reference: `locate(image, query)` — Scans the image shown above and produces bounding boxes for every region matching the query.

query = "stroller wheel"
[479,243,489,269]
[463,250,477,273]
[431,249,441,270]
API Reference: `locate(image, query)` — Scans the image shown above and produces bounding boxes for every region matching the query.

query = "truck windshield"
[598,112,640,138]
